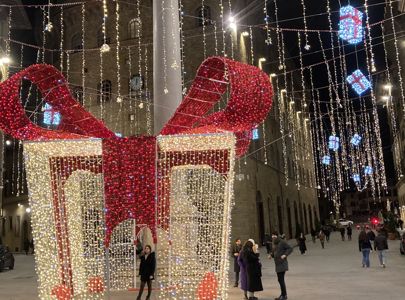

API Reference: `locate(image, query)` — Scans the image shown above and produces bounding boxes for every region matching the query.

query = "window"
[97,80,112,103]
[128,18,142,39]
[97,27,111,47]
[71,33,83,51]
[43,103,61,126]
[196,6,212,27]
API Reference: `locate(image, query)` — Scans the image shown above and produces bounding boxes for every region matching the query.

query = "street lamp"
[228,16,237,32]
[241,31,249,37]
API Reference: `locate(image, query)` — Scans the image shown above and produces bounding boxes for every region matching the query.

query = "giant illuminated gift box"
[0,57,272,299]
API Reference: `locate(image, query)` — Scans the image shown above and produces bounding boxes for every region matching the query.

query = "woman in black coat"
[297,233,307,255]
[137,245,156,300]
[240,240,263,300]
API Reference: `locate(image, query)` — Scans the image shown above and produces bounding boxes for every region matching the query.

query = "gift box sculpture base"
[0,56,272,299]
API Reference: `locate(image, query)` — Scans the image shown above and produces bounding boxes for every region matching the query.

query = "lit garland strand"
[381,22,400,177]
[273,0,283,70]
[278,80,288,185]
[213,21,219,56]
[144,45,152,135]
[219,0,226,57]
[169,0,179,72]
[300,0,310,49]
[127,47,133,134]
[201,0,207,59]
[5,6,12,77]
[364,0,376,72]
[115,1,121,104]
[263,0,272,45]
[249,26,254,65]
[136,0,143,133]
[228,0,234,59]
[179,0,186,91]
[161,0,168,94]
[66,52,70,83]
[99,45,104,119]
[59,7,64,71]
[361,19,387,189]
[297,32,306,109]
[387,0,405,112]
[81,3,86,106]
[41,8,46,63]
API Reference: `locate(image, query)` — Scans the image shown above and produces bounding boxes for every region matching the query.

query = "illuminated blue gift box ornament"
[328,135,340,151]
[339,5,364,44]
[252,127,259,140]
[322,155,331,165]
[346,69,371,95]
[364,166,373,175]
[350,134,362,146]
[43,103,61,126]
[353,173,361,183]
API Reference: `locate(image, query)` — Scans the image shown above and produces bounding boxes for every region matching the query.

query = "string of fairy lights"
[0,0,404,240]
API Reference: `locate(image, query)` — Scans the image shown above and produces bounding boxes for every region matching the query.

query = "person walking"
[323,227,330,242]
[347,225,353,241]
[24,238,30,255]
[239,240,263,300]
[310,228,317,243]
[271,231,293,300]
[297,233,307,255]
[374,230,388,268]
[318,230,326,249]
[358,230,372,268]
[136,245,156,300]
[398,218,404,230]
[231,238,242,287]
[340,227,345,241]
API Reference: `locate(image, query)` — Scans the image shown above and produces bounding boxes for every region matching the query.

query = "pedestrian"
[239,240,263,300]
[231,238,242,287]
[358,230,372,268]
[29,238,34,254]
[347,225,352,241]
[24,238,30,255]
[270,231,293,300]
[340,227,345,241]
[310,228,317,243]
[297,233,307,255]
[136,245,156,300]
[318,230,326,249]
[238,242,248,300]
[374,230,388,268]
[323,227,330,242]
[366,228,376,243]
[398,218,404,230]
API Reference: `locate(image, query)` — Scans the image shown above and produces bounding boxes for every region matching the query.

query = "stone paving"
[1,230,404,299]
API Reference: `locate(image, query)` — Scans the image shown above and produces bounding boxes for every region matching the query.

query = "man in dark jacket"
[271,231,293,300]
[231,238,242,287]
[374,231,388,267]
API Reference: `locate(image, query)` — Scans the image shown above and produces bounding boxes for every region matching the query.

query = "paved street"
[1,230,404,299]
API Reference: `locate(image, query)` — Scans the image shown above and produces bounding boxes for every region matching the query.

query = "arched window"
[71,33,82,51]
[196,6,211,27]
[97,27,111,47]
[97,80,112,103]
[128,18,142,39]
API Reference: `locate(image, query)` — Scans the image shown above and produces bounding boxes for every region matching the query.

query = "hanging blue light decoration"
[346,69,371,95]
[353,173,361,183]
[252,128,259,140]
[364,166,373,175]
[322,155,331,165]
[43,103,61,126]
[328,135,340,151]
[350,133,362,146]
[338,5,364,44]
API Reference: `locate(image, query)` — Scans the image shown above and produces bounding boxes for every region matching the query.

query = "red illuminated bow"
[0,57,272,246]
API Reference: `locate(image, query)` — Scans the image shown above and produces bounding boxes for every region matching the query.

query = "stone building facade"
[1,0,319,250]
